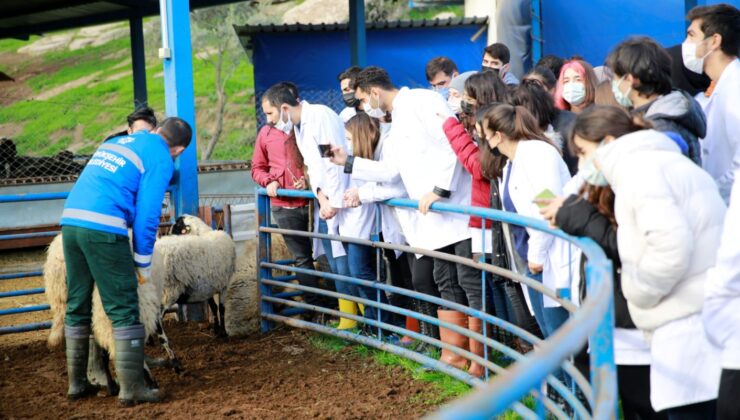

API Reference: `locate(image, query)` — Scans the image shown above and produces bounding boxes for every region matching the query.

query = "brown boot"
[467,317,486,378]
[437,310,469,370]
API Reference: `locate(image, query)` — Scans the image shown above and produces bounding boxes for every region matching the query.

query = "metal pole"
[349,0,366,66]
[0,192,68,203]
[129,15,148,110]
[161,0,199,218]
[530,0,543,68]
[257,189,274,332]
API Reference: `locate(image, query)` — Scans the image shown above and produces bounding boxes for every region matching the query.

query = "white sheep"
[156,214,236,337]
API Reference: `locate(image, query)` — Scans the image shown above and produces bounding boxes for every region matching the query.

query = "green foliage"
[407,5,463,20]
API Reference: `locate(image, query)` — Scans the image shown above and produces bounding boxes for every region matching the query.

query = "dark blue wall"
[251,25,487,124]
[542,0,740,68]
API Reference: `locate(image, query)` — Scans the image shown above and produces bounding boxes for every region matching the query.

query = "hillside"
[0,1,461,161]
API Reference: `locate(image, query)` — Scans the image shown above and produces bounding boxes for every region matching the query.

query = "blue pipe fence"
[0,191,69,335]
[257,188,617,419]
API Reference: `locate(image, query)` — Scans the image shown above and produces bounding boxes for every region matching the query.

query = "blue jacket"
[61,131,174,269]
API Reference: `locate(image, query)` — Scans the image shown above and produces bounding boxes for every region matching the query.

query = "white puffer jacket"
[597,129,726,331]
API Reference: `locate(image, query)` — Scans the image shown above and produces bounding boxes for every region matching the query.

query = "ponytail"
[480,104,559,179]
[569,105,652,154]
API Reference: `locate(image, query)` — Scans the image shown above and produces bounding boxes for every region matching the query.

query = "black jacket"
[555,194,636,329]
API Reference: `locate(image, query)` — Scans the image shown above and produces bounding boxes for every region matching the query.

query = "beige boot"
[467,317,486,378]
[437,310,469,370]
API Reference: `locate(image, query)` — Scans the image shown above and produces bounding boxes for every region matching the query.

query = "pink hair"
[554,60,590,111]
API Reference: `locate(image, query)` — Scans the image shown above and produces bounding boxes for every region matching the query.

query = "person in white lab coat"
[330,66,479,370]
[573,105,725,418]
[338,66,363,123]
[478,104,572,339]
[704,168,740,420]
[343,113,443,348]
[683,4,740,203]
[261,82,359,322]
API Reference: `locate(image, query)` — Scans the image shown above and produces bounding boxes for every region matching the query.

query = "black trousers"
[272,206,333,308]
[384,249,414,311]
[433,239,482,310]
[617,365,666,420]
[718,369,740,420]
[408,254,440,298]
[663,399,716,420]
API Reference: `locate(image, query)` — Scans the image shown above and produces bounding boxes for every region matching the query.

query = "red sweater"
[442,117,492,229]
[251,125,309,208]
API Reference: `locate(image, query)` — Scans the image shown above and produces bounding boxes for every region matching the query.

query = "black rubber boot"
[64,325,99,400]
[113,325,161,407]
[415,300,440,354]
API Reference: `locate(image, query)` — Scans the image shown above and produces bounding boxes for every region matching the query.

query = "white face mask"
[275,108,293,134]
[682,39,712,74]
[448,95,462,114]
[362,93,386,119]
[562,82,586,105]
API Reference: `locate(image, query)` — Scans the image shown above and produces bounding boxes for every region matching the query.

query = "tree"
[191,3,256,160]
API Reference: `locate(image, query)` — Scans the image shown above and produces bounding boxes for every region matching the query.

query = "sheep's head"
[170,214,212,236]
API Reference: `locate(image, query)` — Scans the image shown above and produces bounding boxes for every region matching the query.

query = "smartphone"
[534,189,556,208]
[318,144,333,158]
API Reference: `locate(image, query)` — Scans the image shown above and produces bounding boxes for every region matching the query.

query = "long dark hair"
[570,105,653,226]
[480,104,557,179]
[462,72,507,132]
[506,83,557,131]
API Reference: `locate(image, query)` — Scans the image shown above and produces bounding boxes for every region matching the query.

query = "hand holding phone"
[318,144,334,158]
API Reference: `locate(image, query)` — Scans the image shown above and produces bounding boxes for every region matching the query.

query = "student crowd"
[251,4,740,419]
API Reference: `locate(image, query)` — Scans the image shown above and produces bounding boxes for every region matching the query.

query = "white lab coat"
[500,140,574,308]
[356,123,409,256]
[704,168,740,370]
[294,100,350,258]
[349,87,472,251]
[339,107,357,123]
[700,59,740,204]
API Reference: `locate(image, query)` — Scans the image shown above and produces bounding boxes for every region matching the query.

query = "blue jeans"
[346,243,393,328]
[488,277,515,323]
[526,271,548,337]
[525,271,570,337]
[318,219,356,298]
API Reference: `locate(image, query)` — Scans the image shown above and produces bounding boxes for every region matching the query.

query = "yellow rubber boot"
[358,304,365,315]
[337,299,359,330]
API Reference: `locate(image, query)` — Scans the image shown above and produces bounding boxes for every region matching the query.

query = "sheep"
[156,215,236,337]
[0,138,82,179]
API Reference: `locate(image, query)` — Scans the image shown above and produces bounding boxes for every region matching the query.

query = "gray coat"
[635,89,706,165]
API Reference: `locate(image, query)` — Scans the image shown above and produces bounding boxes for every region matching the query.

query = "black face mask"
[490,146,502,157]
[460,100,475,116]
[481,66,500,77]
[342,92,359,108]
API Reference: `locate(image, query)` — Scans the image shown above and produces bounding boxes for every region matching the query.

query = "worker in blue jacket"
[59,117,192,406]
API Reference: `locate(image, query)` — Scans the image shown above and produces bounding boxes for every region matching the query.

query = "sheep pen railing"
[257,188,617,419]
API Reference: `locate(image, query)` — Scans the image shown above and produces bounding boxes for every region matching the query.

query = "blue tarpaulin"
[242,20,488,124]
[541,0,740,67]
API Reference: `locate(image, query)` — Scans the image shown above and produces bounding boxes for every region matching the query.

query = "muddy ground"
[0,320,445,419]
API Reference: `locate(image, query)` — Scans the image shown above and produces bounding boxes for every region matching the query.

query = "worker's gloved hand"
[136,266,152,284]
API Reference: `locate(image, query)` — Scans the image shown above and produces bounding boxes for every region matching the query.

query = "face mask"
[342,92,359,108]
[486,134,503,156]
[482,66,500,77]
[580,141,609,186]
[448,95,462,114]
[275,108,293,134]
[460,100,474,116]
[362,94,386,119]
[682,39,712,74]
[562,82,586,105]
[611,76,633,108]
[434,86,450,101]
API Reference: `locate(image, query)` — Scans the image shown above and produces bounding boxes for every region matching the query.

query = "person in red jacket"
[439,71,509,377]
[251,124,333,314]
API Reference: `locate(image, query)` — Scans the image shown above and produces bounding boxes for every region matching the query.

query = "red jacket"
[251,125,309,208]
[442,117,492,229]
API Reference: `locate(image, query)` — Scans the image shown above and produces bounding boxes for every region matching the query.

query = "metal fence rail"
[257,188,617,419]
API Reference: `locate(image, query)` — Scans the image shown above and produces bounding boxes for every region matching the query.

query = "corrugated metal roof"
[0,0,245,40]
[234,16,489,36]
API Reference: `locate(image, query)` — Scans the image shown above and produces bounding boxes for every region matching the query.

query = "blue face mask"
[611,75,633,108]
[580,141,609,187]
[434,86,450,100]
